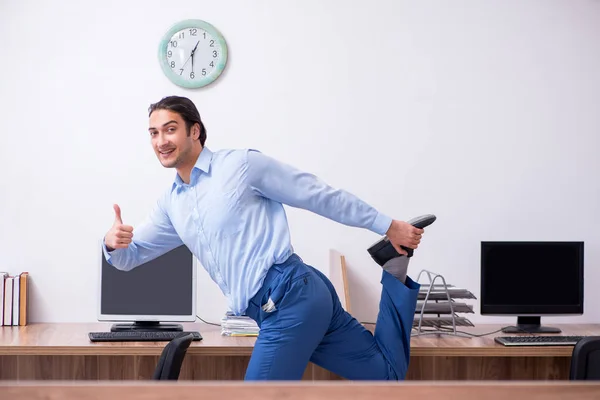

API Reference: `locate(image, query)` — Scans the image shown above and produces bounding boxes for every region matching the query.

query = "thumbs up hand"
[104,204,134,251]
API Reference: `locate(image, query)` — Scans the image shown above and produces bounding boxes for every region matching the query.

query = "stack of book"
[220,312,260,337]
[1,271,30,326]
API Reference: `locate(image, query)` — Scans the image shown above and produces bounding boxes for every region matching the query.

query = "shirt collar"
[172,147,213,190]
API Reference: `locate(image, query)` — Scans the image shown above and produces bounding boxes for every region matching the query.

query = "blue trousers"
[243,253,420,380]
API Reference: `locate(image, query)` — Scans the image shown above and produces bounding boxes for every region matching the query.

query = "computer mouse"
[367,214,437,265]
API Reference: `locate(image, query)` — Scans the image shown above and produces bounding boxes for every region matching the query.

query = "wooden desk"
[0,323,595,381]
[3,381,600,400]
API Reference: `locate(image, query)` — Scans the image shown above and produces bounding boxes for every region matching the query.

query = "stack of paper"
[220,312,260,337]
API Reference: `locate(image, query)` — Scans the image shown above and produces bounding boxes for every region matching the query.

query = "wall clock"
[158,19,228,89]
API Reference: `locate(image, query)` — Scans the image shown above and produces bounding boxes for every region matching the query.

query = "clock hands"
[191,40,199,73]
[179,41,200,75]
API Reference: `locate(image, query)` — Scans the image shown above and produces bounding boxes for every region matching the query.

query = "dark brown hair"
[148,96,207,146]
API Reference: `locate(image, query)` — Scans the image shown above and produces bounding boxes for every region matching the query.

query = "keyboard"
[89,331,203,342]
[495,335,585,346]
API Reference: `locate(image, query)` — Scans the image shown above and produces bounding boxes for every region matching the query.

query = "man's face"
[148,109,196,169]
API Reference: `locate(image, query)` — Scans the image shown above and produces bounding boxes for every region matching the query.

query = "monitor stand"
[501,316,561,334]
[110,321,184,332]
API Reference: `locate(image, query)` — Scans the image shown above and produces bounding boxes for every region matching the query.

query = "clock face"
[158,20,228,89]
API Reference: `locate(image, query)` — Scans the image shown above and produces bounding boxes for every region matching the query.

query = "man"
[103,95,425,381]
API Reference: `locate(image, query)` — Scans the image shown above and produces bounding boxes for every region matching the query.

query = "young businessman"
[103,95,426,380]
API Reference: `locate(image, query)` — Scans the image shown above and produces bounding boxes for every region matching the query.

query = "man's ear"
[193,123,201,140]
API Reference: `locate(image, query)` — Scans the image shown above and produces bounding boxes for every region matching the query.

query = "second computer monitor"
[480,241,584,333]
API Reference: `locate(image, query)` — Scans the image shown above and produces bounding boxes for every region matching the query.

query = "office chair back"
[570,336,600,380]
[152,333,195,380]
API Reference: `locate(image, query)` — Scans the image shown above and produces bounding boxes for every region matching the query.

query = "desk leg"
[0,356,18,380]
[0,355,571,381]
[0,356,99,380]
[179,356,251,380]
[179,357,342,380]
[0,356,342,381]
[407,356,571,380]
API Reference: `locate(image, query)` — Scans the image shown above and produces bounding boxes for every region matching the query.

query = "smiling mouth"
[159,149,175,157]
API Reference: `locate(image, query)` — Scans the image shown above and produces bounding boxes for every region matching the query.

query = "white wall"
[1,0,599,326]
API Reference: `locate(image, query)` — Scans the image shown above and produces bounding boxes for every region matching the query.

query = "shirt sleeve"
[243,149,392,236]
[103,195,184,271]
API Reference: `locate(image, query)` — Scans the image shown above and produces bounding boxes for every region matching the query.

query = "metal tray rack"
[412,269,477,337]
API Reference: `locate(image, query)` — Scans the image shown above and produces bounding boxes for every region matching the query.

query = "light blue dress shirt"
[103,147,393,315]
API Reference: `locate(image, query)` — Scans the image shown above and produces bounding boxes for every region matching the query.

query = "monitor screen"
[99,244,196,322]
[480,241,583,315]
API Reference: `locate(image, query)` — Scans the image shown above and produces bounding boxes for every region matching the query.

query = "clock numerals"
[160,20,227,88]
[169,42,217,76]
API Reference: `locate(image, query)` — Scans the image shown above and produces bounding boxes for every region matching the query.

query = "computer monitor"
[480,241,583,334]
[98,243,197,332]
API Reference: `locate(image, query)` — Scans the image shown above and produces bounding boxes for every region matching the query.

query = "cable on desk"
[196,315,221,327]
[340,322,535,338]
[430,325,537,337]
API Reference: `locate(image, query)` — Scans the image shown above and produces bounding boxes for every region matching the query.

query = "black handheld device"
[367,214,436,266]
